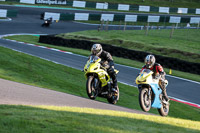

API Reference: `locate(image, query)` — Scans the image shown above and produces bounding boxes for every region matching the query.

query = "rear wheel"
[107,86,119,104]
[158,97,170,116]
[86,76,98,100]
[139,88,151,112]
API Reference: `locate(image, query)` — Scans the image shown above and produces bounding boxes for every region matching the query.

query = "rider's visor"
[93,49,100,55]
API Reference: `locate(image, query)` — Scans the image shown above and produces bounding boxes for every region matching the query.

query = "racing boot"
[162,88,170,102]
[108,66,118,94]
[160,80,170,102]
[111,76,118,94]
[111,81,118,93]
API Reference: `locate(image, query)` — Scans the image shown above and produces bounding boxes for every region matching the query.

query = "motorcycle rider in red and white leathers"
[140,54,170,102]
[90,44,118,93]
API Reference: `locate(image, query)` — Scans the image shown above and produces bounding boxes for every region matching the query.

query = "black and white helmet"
[91,44,102,56]
[145,54,156,68]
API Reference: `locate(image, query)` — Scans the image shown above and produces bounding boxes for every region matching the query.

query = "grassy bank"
[0,105,199,133]
[0,45,199,121]
[57,29,200,64]
[4,35,200,82]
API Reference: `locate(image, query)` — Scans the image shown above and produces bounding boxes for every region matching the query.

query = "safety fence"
[39,35,200,75]
[0,9,17,17]
[2,0,200,15]
[43,12,200,24]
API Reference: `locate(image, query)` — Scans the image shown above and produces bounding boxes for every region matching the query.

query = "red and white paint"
[170,97,200,109]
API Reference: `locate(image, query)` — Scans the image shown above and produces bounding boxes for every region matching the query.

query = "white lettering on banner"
[101,14,114,21]
[20,0,35,4]
[190,17,200,24]
[178,8,188,14]
[44,12,60,20]
[36,0,67,5]
[0,9,7,17]
[75,13,89,20]
[125,15,137,22]
[169,16,181,23]
[73,1,86,8]
[139,6,150,12]
[118,4,130,11]
[159,7,169,13]
[96,3,108,9]
[148,16,160,22]
[196,9,200,14]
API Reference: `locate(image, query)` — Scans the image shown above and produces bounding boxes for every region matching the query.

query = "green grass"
[0,17,7,19]
[57,29,200,63]
[0,105,200,133]
[0,44,200,122]
[4,35,200,82]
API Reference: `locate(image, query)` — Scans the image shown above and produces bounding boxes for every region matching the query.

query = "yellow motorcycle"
[84,55,119,104]
[135,69,169,116]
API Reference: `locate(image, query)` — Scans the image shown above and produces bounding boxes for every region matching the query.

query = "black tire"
[139,88,151,112]
[86,76,98,100]
[107,86,119,104]
[158,101,170,116]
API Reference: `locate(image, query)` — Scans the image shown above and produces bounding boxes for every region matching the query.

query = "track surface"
[0,5,199,110]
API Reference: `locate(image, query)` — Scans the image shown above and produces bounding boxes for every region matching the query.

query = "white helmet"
[91,44,102,56]
[145,54,156,68]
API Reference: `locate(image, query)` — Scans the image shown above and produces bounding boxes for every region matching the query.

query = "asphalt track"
[0,5,200,108]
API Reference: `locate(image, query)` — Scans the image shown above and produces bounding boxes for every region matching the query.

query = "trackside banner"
[36,0,67,5]
[0,9,7,17]
[20,0,35,4]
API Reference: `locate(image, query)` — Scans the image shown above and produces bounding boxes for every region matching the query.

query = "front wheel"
[107,86,119,104]
[86,76,99,100]
[139,88,151,112]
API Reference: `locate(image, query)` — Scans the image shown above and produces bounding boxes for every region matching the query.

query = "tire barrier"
[39,35,200,75]
[46,12,200,24]
[0,9,18,18]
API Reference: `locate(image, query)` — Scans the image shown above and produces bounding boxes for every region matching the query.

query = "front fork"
[107,82,113,98]
[148,87,151,97]
[147,87,152,102]
[93,78,99,89]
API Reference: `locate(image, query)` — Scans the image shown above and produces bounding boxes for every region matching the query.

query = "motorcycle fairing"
[136,69,162,109]
[84,57,110,87]
[149,82,162,108]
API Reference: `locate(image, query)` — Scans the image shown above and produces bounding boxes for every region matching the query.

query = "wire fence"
[96,20,200,42]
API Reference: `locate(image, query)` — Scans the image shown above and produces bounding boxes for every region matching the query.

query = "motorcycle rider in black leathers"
[91,44,118,93]
[140,54,170,102]
[46,17,53,24]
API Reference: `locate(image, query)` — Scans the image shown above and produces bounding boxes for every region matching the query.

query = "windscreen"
[142,69,152,74]
[89,55,99,63]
